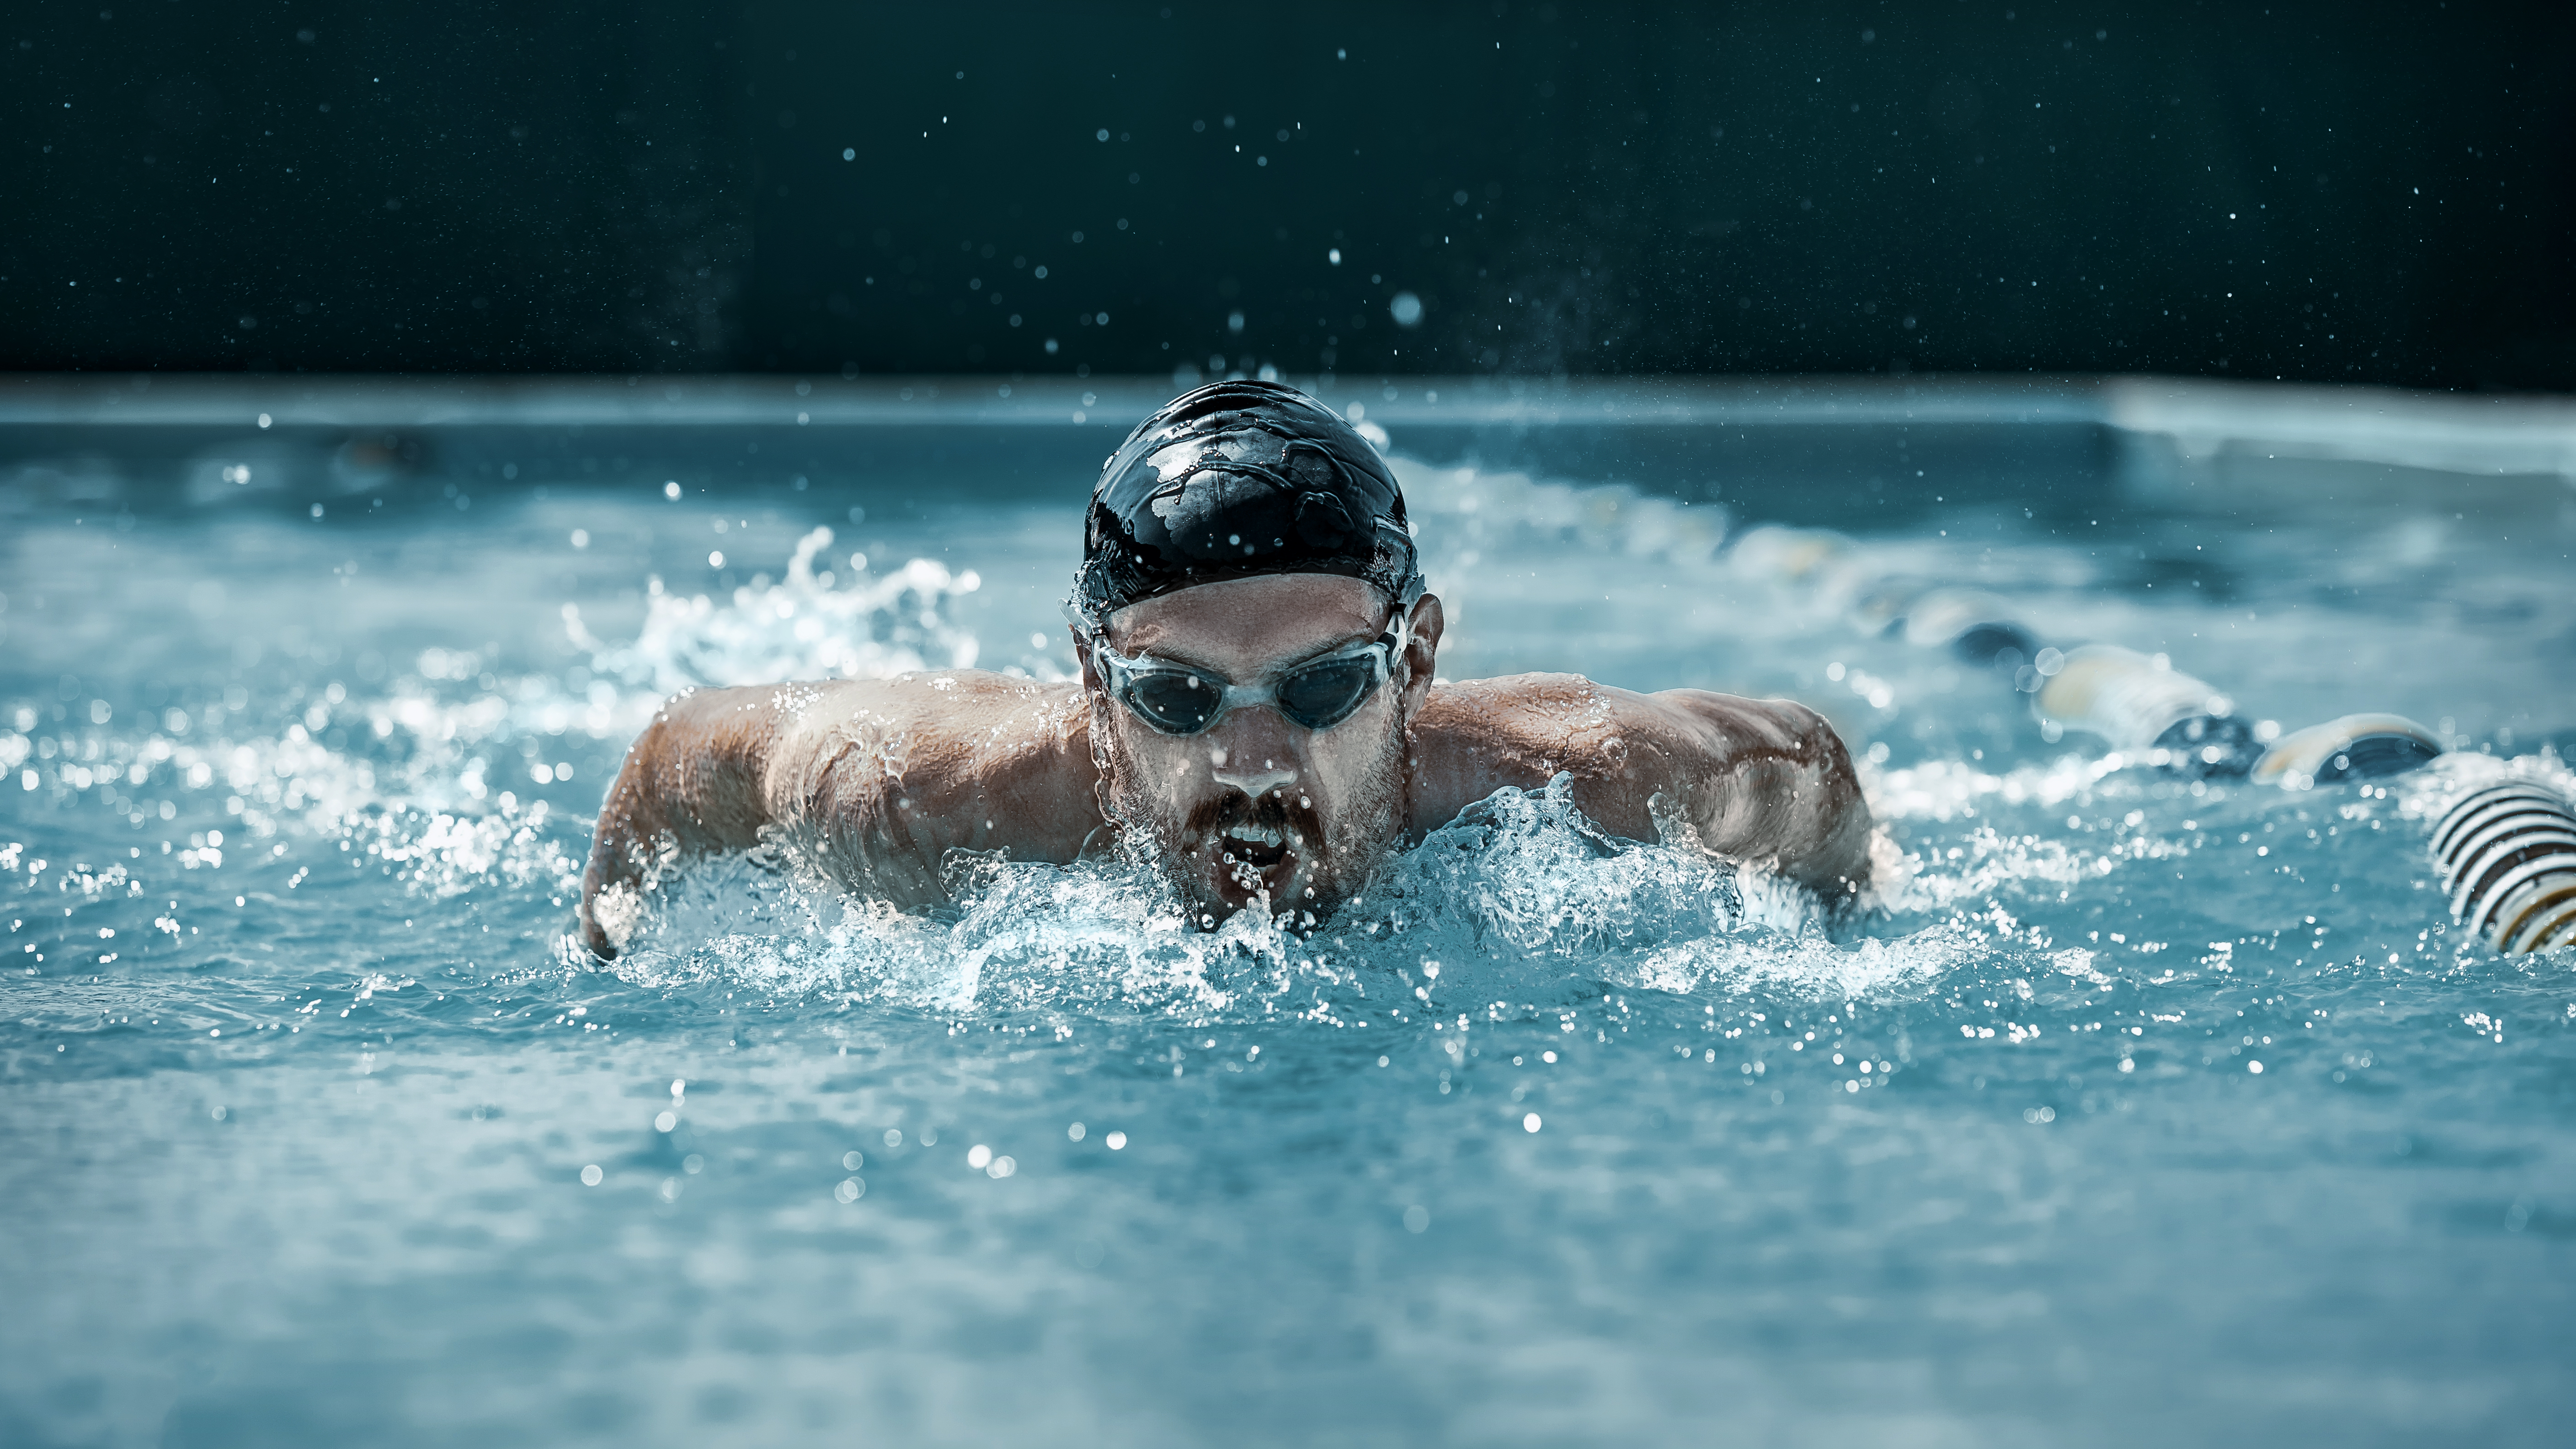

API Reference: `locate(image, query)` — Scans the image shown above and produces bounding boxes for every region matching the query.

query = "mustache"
[1184,787,1320,842]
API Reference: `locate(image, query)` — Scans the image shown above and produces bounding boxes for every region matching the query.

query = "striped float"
[2429,784,2576,955]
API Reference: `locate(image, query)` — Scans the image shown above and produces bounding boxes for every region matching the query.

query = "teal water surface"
[4,431,2575,1447]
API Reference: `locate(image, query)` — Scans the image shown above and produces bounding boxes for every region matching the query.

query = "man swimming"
[577,380,1877,958]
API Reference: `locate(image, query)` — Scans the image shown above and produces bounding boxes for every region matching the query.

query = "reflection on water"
[3,430,2574,1447]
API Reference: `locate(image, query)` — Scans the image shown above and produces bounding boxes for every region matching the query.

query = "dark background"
[5,0,2569,388]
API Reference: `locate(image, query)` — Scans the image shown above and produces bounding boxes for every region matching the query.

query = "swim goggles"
[1088,612,1410,736]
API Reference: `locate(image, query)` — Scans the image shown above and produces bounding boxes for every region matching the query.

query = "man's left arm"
[1637,690,1877,907]
[1413,677,1878,909]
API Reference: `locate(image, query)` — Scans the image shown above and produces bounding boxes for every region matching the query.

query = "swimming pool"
[5,374,2573,1446]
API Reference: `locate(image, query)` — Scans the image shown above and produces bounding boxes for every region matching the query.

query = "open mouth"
[1210,819,1299,905]
[1223,820,1291,869]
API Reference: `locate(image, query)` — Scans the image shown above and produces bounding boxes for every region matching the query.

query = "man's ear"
[1072,629,1101,692]
[1400,593,1445,712]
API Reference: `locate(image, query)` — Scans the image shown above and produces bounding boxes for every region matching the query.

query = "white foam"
[597,775,2014,1022]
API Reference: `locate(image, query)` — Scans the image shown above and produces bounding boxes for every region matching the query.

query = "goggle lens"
[1120,671,1224,734]
[1273,654,1383,730]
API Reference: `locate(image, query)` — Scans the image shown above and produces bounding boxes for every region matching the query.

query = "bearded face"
[1093,686,1412,922]
[1082,574,1440,925]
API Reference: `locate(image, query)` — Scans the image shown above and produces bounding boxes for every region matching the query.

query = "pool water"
[5,381,2575,1447]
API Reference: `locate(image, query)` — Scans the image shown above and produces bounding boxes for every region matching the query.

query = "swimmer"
[577,380,1878,957]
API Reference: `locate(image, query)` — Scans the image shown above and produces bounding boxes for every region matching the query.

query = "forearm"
[578,685,788,954]
[1661,693,1876,905]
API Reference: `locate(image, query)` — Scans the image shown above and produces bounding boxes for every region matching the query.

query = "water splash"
[595,774,2018,1026]
[341,800,581,902]
[569,526,982,698]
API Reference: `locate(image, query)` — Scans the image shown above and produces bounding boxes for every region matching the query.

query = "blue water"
[5,389,2576,1446]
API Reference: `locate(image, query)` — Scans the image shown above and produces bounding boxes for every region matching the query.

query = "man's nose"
[1206,716,1301,800]
[1213,760,1298,800]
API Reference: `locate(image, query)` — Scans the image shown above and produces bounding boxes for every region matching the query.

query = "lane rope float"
[2429,784,2576,956]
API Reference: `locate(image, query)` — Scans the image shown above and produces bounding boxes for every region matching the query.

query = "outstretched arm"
[1411,677,1878,909]
[577,674,1101,959]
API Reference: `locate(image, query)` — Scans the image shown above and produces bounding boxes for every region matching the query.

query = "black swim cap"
[1068,379,1423,631]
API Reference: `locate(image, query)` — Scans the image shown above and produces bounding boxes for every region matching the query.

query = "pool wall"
[5,374,2570,529]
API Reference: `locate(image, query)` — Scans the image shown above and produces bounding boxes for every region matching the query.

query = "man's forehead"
[1109,574,1385,662]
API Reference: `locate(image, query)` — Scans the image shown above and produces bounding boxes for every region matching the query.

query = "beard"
[1093,705,1411,927]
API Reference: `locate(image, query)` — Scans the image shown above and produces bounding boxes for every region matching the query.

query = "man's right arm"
[576,685,792,959]
[576,674,1100,959]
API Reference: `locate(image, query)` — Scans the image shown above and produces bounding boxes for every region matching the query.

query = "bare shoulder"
[763,670,1100,880]
[760,670,1073,756]
[1634,687,1840,759]
[1412,673,1639,778]
[1418,674,1831,754]
[766,670,1085,796]
[1406,673,1667,836]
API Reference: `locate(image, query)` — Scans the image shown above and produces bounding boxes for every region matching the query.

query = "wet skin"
[577,574,1877,958]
